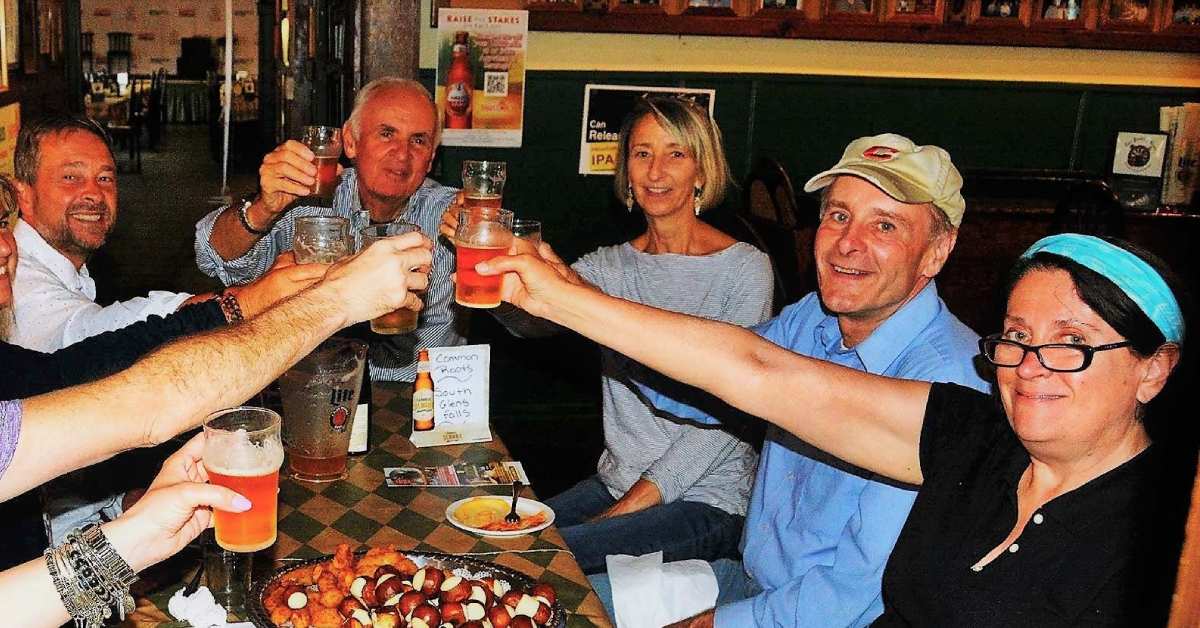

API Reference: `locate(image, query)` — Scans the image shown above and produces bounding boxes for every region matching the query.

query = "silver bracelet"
[45,524,139,627]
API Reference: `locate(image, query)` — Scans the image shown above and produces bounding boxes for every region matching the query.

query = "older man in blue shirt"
[592,133,991,627]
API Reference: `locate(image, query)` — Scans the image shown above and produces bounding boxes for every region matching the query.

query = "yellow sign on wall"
[0,103,19,176]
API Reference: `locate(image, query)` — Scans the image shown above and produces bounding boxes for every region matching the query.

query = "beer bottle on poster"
[444,31,473,129]
[413,350,435,432]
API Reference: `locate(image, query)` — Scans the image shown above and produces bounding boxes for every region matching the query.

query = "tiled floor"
[90,125,605,499]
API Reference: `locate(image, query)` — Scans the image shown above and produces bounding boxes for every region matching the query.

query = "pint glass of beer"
[279,338,367,482]
[202,407,284,553]
[360,222,422,334]
[454,206,513,308]
[301,126,342,201]
[461,160,506,208]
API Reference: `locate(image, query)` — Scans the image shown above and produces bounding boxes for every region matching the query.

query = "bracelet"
[44,523,137,627]
[219,291,245,323]
[236,198,272,236]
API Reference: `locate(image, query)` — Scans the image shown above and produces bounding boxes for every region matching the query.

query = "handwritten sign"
[410,344,492,447]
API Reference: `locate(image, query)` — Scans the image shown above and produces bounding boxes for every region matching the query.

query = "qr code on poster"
[484,72,509,97]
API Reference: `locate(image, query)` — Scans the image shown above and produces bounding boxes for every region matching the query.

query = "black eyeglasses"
[978,335,1133,373]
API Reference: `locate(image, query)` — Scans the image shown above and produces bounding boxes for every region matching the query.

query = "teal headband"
[1022,234,1184,344]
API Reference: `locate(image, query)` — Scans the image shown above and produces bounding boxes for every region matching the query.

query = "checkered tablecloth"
[125,383,612,627]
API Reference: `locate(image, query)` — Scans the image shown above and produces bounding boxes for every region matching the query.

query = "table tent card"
[383,461,530,487]
[410,344,493,447]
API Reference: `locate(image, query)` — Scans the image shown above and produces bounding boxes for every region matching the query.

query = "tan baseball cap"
[803,133,966,227]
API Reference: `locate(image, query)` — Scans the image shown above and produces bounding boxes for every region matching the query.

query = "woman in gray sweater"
[444,96,773,573]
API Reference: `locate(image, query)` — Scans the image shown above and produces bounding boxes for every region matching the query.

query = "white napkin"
[607,551,718,628]
[167,586,255,628]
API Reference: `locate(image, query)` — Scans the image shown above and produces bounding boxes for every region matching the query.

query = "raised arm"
[0,233,432,500]
[480,253,931,485]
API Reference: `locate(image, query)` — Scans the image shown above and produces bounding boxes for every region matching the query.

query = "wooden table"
[124,383,612,627]
[85,95,130,125]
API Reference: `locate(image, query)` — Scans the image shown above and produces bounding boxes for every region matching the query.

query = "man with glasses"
[595,134,991,628]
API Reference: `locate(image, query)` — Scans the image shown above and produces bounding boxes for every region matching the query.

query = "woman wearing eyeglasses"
[474,232,1190,626]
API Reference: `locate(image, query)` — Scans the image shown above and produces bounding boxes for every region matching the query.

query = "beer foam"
[458,222,512,247]
[206,428,285,476]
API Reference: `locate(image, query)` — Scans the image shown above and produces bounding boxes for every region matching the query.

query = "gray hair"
[346,78,441,147]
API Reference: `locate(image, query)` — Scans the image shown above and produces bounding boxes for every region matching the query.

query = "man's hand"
[438,192,467,241]
[318,231,433,325]
[227,252,327,318]
[666,609,715,628]
[591,478,663,521]
[256,140,320,220]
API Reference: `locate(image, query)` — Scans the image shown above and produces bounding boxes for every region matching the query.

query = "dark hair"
[1006,237,1185,357]
[14,115,113,184]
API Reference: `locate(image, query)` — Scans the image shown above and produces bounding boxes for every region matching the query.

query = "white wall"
[81,0,259,76]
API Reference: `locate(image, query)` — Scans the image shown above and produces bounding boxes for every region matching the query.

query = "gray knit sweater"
[495,241,773,516]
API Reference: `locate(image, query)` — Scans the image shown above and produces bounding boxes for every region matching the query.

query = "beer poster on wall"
[436,9,528,148]
[579,85,716,175]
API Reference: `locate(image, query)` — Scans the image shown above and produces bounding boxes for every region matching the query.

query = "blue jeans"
[546,476,745,575]
[589,558,763,622]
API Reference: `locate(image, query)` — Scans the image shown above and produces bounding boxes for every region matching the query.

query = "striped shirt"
[496,241,774,516]
[194,169,466,382]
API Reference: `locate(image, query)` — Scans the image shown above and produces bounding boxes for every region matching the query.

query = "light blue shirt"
[194,169,465,382]
[637,281,990,628]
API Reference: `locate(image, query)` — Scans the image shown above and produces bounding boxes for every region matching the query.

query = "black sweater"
[0,301,227,569]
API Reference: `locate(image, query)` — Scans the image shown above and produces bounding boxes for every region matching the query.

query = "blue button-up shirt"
[638,281,990,627]
[194,169,465,382]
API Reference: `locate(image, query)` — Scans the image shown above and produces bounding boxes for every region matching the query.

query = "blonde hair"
[613,96,732,213]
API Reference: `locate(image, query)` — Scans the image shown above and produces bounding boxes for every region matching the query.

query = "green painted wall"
[422,70,1198,260]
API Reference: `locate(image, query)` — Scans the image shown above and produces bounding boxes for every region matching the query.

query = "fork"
[505,480,523,524]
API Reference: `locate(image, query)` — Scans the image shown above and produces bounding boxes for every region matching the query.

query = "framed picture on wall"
[1099,0,1157,28]
[761,0,803,9]
[884,0,944,22]
[1032,0,1085,25]
[970,0,1031,24]
[826,0,877,19]
[1166,0,1200,26]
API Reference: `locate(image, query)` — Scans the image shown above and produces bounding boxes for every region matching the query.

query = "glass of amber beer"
[301,126,342,202]
[202,407,284,553]
[461,160,506,208]
[360,222,422,334]
[454,206,513,308]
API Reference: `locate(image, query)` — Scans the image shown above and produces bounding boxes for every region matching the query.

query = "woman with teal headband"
[470,232,1190,626]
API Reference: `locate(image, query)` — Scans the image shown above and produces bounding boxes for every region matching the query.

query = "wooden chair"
[146,69,167,150]
[106,77,144,173]
[737,156,815,313]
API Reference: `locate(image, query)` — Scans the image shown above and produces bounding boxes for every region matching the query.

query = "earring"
[626,184,635,212]
[693,185,703,216]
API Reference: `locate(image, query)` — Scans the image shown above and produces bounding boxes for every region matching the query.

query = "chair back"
[738,157,815,313]
[107,32,132,52]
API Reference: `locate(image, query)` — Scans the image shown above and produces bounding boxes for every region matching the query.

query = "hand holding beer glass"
[361,222,423,334]
[301,126,343,202]
[202,408,284,553]
[454,206,514,308]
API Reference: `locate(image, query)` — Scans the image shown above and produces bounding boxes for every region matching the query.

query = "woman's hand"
[226,252,327,318]
[101,436,249,573]
[148,432,209,491]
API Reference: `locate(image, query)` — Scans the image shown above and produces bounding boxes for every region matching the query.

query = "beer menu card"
[383,461,529,488]
[410,344,493,448]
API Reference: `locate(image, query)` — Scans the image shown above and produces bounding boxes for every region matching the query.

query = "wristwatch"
[236,194,272,236]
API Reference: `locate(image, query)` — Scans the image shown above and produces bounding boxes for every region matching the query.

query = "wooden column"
[359,0,421,82]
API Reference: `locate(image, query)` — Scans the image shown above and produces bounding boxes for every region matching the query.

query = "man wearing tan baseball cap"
[590,132,989,628]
